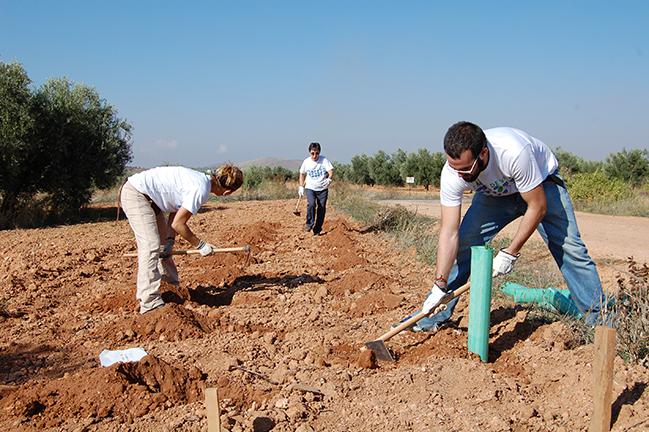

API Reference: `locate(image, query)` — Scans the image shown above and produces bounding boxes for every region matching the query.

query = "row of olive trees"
[333,148,446,189]
[242,165,297,189]
[554,147,649,187]
[0,61,132,228]
[329,147,648,191]
[553,147,649,204]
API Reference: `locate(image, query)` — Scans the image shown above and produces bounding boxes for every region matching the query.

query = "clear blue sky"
[2,1,648,168]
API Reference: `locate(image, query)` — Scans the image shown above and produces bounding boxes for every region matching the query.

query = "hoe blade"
[364,340,395,362]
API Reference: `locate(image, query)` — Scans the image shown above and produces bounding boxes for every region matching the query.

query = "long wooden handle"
[376,281,471,343]
[123,245,251,257]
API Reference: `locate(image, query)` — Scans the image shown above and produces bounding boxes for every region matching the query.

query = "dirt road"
[379,199,649,264]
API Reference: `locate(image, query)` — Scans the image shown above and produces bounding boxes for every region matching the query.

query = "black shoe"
[304,225,312,232]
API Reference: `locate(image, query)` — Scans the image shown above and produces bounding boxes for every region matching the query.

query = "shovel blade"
[293,211,300,216]
[364,340,395,362]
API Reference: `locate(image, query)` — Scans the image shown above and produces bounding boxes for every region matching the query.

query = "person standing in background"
[298,142,333,236]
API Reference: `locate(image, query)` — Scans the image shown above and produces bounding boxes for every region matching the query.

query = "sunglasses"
[310,151,320,155]
[451,156,478,175]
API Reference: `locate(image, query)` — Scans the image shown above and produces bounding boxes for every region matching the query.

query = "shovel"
[292,195,302,216]
[364,281,471,362]
[123,245,251,258]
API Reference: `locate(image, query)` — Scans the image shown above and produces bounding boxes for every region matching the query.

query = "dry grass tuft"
[611,258,649,365]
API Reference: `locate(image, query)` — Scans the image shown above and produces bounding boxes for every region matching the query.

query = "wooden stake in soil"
[205,387,221,432]
[589,326,616,432]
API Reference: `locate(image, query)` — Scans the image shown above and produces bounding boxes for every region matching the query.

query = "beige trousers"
[120,182,179,313]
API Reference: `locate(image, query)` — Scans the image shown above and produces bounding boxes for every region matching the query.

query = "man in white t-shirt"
[402,121,605,331]
[298,142,334,235]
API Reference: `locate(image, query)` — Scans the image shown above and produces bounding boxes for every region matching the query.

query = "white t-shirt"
[440,127,559,207]
[300,155,334,191]
[128,166,212,214]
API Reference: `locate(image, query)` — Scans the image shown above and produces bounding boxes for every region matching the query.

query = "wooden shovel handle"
[376,281,471,343]
[123,245,251,258]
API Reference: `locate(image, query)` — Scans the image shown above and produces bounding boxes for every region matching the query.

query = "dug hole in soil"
[0,200,647,431]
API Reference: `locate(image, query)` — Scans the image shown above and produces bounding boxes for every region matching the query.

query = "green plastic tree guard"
[467,246,493,362]
[500,282,583,318]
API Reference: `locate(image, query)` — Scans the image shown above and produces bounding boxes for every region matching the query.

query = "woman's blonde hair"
[212,164,244,192]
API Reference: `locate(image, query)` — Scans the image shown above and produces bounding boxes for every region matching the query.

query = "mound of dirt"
[349,289,402,317]
[94,303,212,344]
[1,355,205,428]
[321,220,370,272]
[225,221,280,252]
[186,253,249,288]
[328,268,385,296]
[217,374,278,411]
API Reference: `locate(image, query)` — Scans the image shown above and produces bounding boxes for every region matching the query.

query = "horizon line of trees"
[243,147,649,191]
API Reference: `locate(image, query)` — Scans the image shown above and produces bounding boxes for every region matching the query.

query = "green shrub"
[566,171,632,203]
[604,149,649,187]
[242,165,296,190]
[554,147,602,176]
[217,179,294,202]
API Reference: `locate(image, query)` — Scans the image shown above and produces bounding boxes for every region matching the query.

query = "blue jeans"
[306,188,328,234]
[415,176,605,330]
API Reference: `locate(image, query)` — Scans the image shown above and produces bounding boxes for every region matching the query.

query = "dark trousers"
[306,188,328,234]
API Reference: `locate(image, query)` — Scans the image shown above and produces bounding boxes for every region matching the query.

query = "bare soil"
[0,199,647,431]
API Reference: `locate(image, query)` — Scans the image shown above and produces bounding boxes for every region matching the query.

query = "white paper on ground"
[99,347,148,367]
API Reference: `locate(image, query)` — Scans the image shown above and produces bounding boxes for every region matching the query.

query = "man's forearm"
[435,229,459,285]
[508,207,544,254]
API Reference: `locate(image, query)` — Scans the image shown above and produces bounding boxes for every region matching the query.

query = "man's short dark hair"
[308,142,321,152]
[443,121,487,159]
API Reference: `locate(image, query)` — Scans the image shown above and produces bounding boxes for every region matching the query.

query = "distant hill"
[237,157,302,171]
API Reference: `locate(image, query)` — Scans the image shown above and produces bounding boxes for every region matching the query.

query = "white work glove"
[298,186,305,197]
[323,178,332,187]
[197,240,215,256]
[422,284,449,314]
[492,249,520,277]
[160,237,174,258]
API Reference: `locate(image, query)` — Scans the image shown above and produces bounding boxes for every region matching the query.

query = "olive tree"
[0,62,36,216]
[369,150,402,186]
[31,78,132,216]
[0,61,132,227]
[604,149,649,187]
[401,149,445,190]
